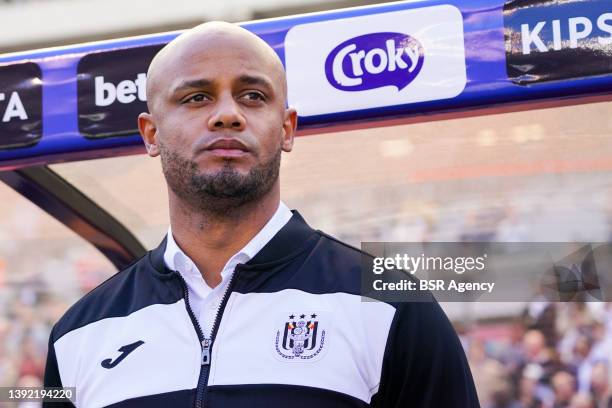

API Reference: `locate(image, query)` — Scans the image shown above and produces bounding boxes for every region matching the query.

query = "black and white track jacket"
[44,211,479,407]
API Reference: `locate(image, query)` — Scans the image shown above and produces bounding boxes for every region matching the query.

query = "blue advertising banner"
[0,0,610,169]
[505,0,612,84]
[0,63,43,150]
[77,45,163,139]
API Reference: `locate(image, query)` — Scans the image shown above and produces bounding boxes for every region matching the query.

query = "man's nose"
[208,96,246,131]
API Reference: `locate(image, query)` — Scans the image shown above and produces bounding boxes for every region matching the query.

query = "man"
[44,22,479,407]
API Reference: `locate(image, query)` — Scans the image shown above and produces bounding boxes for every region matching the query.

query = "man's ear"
[138,112,160,157]
[281,108,298,152]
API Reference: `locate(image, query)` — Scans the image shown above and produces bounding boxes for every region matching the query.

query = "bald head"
[146,21,287,113]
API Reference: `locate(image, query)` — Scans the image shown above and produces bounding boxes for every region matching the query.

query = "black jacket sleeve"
[371,300,480,408]
[43,327,75,407]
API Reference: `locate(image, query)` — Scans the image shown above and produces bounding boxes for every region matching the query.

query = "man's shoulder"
[275,228,378,297]
[51,252,181,343]
[314,229,375,263]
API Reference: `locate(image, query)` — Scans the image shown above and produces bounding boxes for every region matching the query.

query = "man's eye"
[183,94,209,103]
[242,92,265,101]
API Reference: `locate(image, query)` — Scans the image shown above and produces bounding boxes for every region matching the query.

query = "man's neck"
[167,186,281,287]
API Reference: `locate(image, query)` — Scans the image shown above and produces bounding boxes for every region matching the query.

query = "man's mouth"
[203,138,250,158]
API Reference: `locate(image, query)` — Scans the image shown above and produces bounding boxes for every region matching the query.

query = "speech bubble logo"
[324,32,425,92]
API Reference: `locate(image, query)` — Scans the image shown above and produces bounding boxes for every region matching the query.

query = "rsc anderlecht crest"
[275,313,326,360]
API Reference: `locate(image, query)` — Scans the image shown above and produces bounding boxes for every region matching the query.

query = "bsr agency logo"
[324,32,425,92]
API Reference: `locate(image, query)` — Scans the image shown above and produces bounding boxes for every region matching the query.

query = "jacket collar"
[149,210,317,275]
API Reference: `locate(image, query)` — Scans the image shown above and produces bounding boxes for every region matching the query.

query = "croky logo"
[275,313,326,360]
[324,32,425,92]
[101,340,145,369]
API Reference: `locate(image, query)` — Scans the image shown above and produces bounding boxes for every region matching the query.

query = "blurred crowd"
[467,302,612,408]
[0,252,113,408]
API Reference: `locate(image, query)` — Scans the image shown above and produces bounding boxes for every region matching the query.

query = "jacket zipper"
[175,265,243,408]
[174,273,207,407]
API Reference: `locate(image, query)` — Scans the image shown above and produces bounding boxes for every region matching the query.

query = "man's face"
[139,29,296,213]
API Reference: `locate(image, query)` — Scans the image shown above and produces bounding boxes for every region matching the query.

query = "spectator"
[590,361,612,408]
[572,333,596,392]
[518,364,547,408]
[552,371,577,408]
[568,392,594,408]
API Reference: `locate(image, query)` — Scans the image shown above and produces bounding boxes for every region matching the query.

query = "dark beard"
[159,143,281,216]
